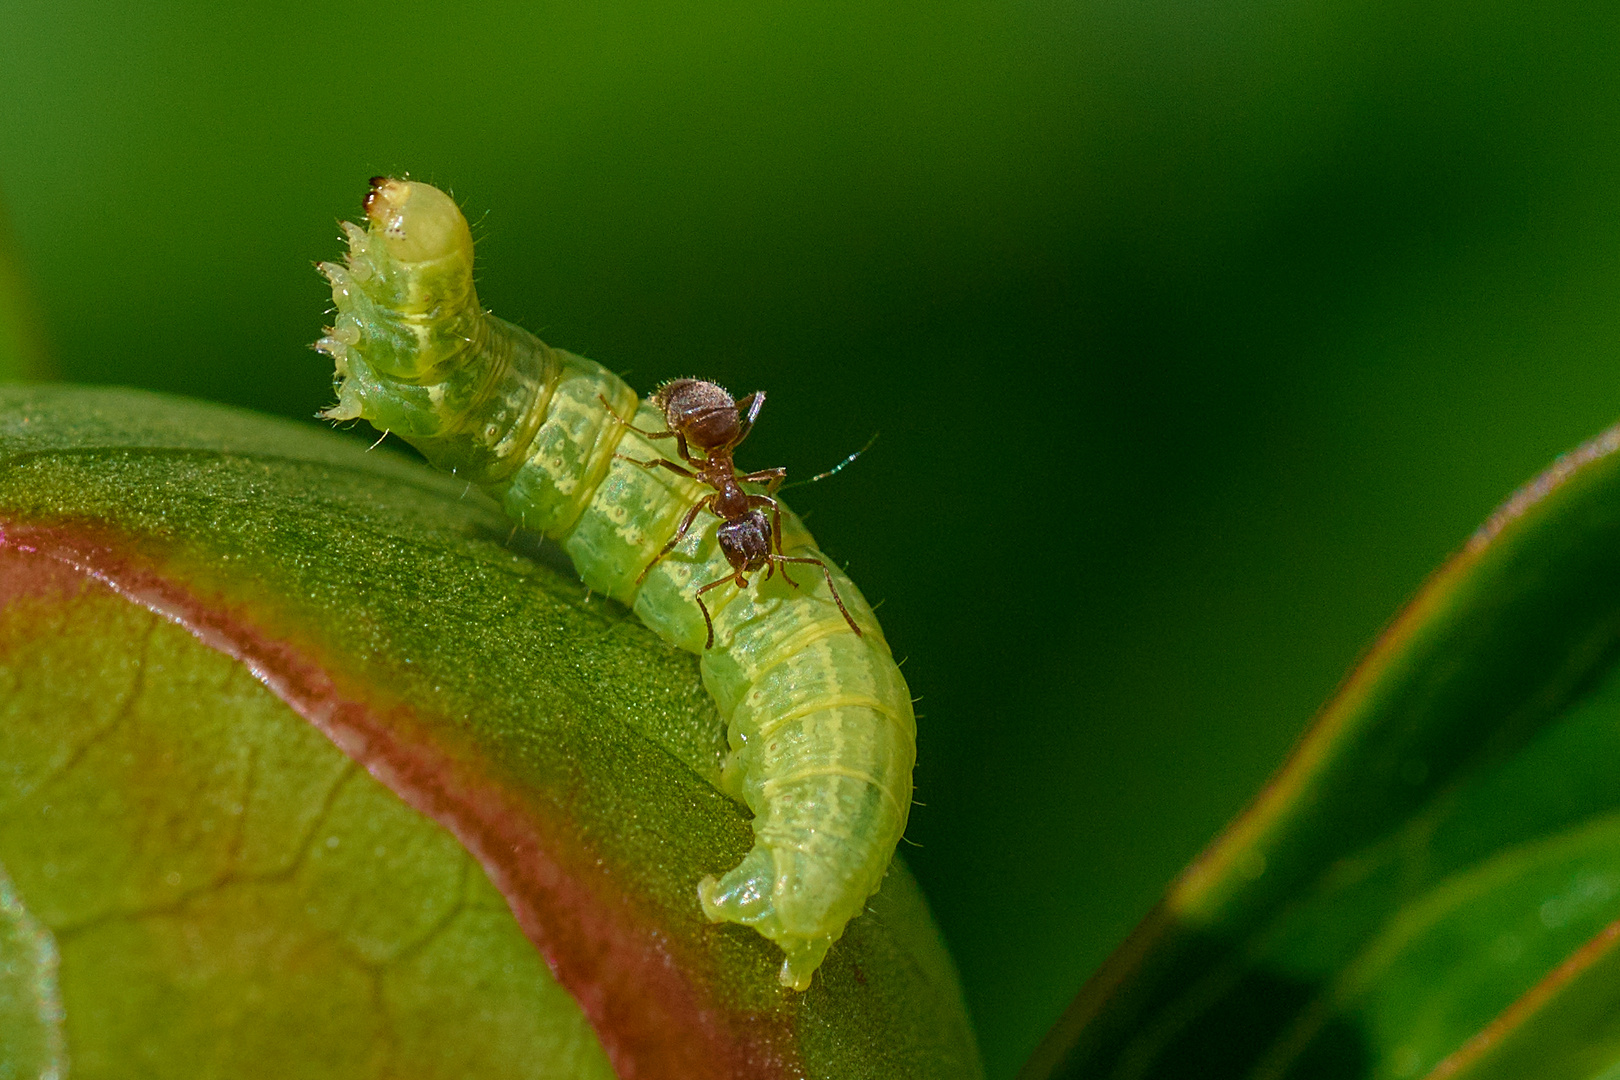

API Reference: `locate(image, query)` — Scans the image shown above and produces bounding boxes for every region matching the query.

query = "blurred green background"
[5,2,1620,1076]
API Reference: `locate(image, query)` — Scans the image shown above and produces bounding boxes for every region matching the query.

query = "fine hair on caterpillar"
[315,177,916,991]
[600,379,863,648]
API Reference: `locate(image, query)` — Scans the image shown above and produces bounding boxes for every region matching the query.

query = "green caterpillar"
[314,178,916,990]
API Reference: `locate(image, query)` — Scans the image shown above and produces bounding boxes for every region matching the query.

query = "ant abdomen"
[650,378,746,454]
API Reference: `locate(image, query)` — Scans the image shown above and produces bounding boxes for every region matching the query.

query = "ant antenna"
[780,433,880,491]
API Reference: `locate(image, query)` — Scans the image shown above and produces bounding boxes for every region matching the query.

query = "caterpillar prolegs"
[315,179,916,990]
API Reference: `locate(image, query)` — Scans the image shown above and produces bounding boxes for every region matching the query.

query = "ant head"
[653,378,742,453]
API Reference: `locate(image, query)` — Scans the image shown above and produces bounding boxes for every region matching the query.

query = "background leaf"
[1024,425,1620,1077]
[0,384,979,1079]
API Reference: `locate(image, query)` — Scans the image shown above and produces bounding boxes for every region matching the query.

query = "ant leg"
[738,466,787,495]
[747,493,788,556]
[615,452,699,481]
[596,393,704,466]
[637,498,711,584]
[597,393,676,441]
[773,556,800,589]
[774,555,862,637]
[732,390,766,447]
[695,592,716,650]
[694,572,746,649]
[745,492,796,586]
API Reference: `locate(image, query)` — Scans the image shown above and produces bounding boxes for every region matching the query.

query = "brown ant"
[600,378,862,649]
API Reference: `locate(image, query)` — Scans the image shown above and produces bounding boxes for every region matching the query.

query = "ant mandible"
[601,378,863,649]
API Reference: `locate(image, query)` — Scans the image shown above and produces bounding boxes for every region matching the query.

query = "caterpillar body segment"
[316,178,916,989]
[699,557,915,989]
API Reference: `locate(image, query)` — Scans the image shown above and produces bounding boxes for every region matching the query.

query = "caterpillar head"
[360,178,471,265]
[316,179,482,420]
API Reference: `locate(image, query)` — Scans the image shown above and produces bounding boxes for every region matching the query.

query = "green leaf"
[0,384,980,1079]
[1025,424,1620,1080]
